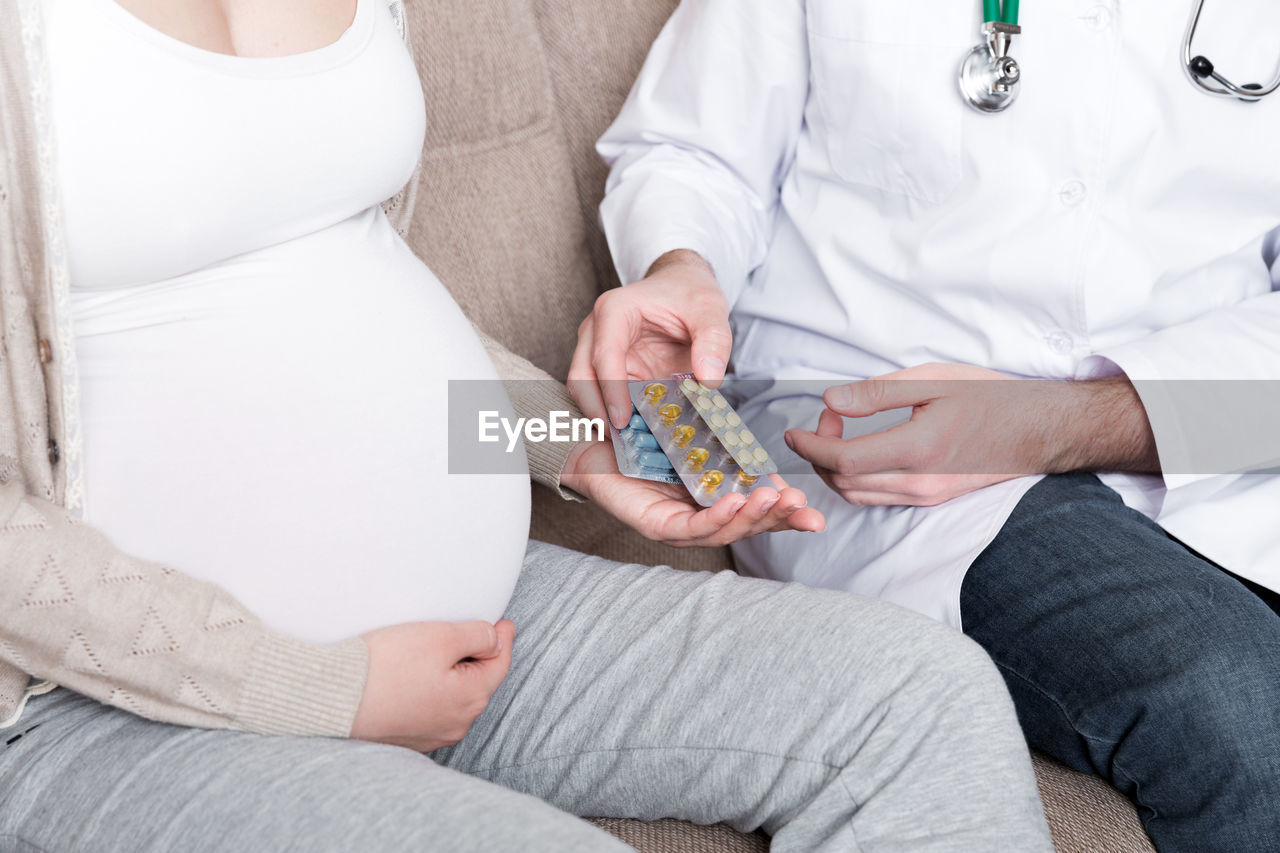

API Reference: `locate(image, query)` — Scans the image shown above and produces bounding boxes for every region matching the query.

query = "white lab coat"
[598,0,1280,627]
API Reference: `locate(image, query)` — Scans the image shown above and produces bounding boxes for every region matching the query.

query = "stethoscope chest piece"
[959,22,1022,113]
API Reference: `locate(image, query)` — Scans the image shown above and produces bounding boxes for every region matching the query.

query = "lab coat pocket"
[808,4,971,204]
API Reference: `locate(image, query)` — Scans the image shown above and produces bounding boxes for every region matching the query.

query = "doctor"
[573,1,1280,850]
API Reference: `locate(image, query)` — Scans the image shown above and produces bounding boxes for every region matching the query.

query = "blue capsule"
[638,450,674,470]
[628,413,650,432]
[631,431,660,450]
[621,428,660,450]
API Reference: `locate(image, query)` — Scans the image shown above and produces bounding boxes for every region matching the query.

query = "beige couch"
[395,1,1158,849]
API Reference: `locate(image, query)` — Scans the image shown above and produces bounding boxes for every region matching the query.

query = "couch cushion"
[531,486,733,572]
[587,818,768,853]
[403,0,600,382]
[1032,752,1155,852]
[531,0,681,289]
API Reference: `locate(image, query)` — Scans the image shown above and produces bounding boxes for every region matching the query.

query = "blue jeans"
[961,473,1280,852]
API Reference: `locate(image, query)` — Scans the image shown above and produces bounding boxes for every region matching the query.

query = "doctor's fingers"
[823,376,940,418]
[826,472,958,506]
[589,296,648,428]
[568,315,614,426]
[683,293,733,389]
[810,465,939,507]
[785,424,921,476]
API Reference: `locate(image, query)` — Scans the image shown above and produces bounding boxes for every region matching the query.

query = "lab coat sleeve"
[1078,228,1280,490]
[597,0,809,304]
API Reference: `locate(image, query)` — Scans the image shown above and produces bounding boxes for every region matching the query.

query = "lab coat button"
[1045,331,1074,354]
[47,440,60,466]
[37,339,52,364]
[1058,180,1087,206]
[1084,6,1113,32]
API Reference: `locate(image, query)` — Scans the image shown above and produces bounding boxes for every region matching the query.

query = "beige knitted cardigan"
[0,0,580,735]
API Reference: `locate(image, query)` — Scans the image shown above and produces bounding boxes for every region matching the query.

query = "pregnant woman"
[0,0,1051,850]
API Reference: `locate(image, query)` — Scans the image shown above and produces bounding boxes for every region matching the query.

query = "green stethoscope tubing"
[983,0,1019,26]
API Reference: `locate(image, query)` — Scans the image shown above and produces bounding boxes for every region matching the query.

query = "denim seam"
[955,477,1040,633]
[992,658,1163,820]
[1108,755,1160,823]
[990,660,1116,748]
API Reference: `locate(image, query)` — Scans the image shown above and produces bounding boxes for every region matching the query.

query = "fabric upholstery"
[399,0,1154,849]
[588,819,769,853]
[1032,753,1157,853]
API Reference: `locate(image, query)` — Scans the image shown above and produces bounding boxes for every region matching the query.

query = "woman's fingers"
[662,492,749,543]
[458,621,516,697]
[659,482,827,546]
[772,505,826,532]
[447,620,503,661]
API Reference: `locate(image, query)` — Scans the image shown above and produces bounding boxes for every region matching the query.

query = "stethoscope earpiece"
[1188,55,1215,79]
[1182,0,1279,101]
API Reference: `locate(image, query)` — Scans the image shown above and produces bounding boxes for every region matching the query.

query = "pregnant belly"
[71,208,530,643]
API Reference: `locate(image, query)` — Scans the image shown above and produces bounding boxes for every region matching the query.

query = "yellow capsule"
[673,424,696,447]
[736,471,759,487]
[659,403,683,425]
[753,447,770,464]
[725,412,742,427]
[681,377,700,394]
[739,429,755,445]
[711,393,728,410]
[695,394,713,412]
[707,412,727,430]
[643,383,668,405]
[685,447,711,470]
[723,430,741,448]
[700,469,725,491]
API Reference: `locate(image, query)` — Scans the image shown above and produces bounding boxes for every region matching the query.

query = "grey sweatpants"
[0,541,1051,852]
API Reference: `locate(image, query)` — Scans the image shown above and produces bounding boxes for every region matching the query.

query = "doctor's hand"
[351,619,515,753]
[561,439,825,547]
[569,250,732,430]
[785,363,1159,507]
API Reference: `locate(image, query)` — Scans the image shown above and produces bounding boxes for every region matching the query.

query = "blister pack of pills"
[610,410,682,485]
[614,373,778,507]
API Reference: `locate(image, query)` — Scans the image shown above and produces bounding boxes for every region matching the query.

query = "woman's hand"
[561,439,825,547]
[350,619,516,752]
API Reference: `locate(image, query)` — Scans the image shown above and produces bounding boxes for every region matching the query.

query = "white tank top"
[46,0,532,642]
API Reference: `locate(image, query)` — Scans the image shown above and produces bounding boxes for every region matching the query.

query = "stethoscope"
[958,0,1280,113]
